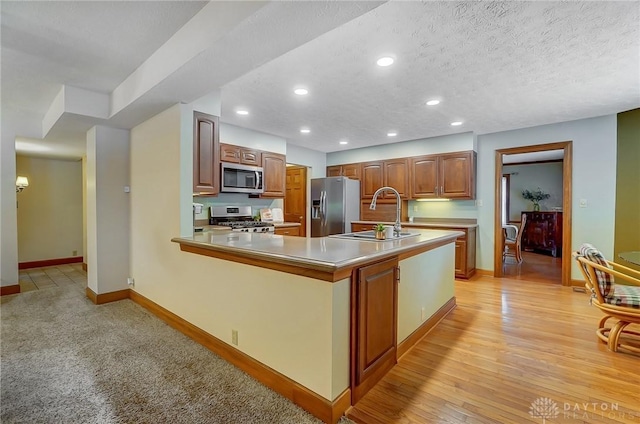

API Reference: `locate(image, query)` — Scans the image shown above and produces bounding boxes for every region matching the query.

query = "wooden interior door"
[284,166,307,236]
[351,257,398,404]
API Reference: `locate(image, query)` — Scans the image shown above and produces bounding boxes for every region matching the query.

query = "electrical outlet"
[421,307,426,321]
[475,199,483,207]
[231,329,238,346]
[127,277,135,287]
[413,205,418,212]
[72,250,77,256]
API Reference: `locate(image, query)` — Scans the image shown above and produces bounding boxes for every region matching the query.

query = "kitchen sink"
[329,230,420,241]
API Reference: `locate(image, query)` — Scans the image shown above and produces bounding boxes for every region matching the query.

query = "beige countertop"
[173,228,462,281]
[353,220,478,229]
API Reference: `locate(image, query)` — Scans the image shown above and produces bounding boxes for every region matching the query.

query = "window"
[502,174,511,224]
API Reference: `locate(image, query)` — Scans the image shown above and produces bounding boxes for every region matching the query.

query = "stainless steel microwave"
[220,162,264,194]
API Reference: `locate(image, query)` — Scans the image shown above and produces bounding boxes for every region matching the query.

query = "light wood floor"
[347,275,640,423]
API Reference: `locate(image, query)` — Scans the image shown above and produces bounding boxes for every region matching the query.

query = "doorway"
[494,141,573,285]
[285,166,307,237]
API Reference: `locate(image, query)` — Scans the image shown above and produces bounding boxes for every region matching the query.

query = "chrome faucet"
[369,186,401,237]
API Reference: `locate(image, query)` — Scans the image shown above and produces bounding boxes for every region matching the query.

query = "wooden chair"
[573,243,640,353]
[503,213,527,263]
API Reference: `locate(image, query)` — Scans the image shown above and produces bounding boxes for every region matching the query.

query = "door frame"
[494,141,573,285]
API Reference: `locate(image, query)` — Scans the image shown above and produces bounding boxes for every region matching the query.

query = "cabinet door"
[240,149,261,166]
[220,143,240,163]
[410,155,438,198]
[326,165,343,177]
[342,163,362,181]
[361,162,384,199]
[262,152,286,198]
[384,158,409,199]
[274,226,300,236]
[455,240,466,277]
[439,151,475,199]
[352,258,398,404]
[193,112,220,195]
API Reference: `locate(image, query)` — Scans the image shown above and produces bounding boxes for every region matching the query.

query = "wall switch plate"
[579,199,587,208]
[127,277,135,287]
[124,186,130,193]
[475,199,483,207]
[231,330,238,346]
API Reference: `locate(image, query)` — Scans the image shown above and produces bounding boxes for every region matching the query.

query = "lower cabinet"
[351,223,476,279]
[274,226,301,236]
[351,257,398,404]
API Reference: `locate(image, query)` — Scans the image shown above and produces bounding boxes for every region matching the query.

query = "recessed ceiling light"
[450,121,463,126]
[376,57,394,67]
[339,141,348,145]
[387,132,397,137]
[294,88,308,96]
[426,100,440,106]
[236,110,249,115]
[300,128,310,133]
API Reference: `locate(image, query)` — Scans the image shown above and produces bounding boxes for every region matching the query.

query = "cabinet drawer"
[274,226,300,236]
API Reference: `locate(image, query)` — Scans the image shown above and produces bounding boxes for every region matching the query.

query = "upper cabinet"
[262,152,286,198]
[327,163,362,180]
[220,143,261,166]
[410,151,476,199]
[193,111,220,195]
[361,159,409,200]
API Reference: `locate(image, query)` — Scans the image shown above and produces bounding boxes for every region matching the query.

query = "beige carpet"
[1,285,354,423]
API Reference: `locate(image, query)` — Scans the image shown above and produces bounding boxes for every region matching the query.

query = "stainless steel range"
[209,206,275,233]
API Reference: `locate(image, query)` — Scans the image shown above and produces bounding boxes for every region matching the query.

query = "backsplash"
[409,199,479,220]
[193,193,283,220]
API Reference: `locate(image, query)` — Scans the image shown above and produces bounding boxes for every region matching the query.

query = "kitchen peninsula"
[170,229,461,423]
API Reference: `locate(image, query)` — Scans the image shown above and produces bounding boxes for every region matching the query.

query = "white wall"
[16,155,83,262]
[0,135,18,286]
[398,243,454,343]
[476,115,617,277]
[220,123,286,154]
[327,132,474,165]
[130,103,349,401]
[504,162,563,221]
[285,143,327,178]
[86,126,130,294]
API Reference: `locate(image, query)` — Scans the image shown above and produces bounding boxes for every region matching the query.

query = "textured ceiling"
[3,1,639,160]
[221,1,640,152]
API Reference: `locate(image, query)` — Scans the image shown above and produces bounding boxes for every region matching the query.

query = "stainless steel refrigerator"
[311,177,360,237]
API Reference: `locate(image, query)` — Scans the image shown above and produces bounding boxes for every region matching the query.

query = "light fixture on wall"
[16,176,29,193]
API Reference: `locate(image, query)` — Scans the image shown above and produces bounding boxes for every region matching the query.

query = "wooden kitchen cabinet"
[351,223,374,232]
[274,226,301,236]
[522,211,563,257]
[326,163,361,180]
[352,257,398,404]
[193,111,220,195]
[410,151,476,199]
[261,152,286,198]
[220,143,261,166]
[361,159,409,200]
[352,222,477,279]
